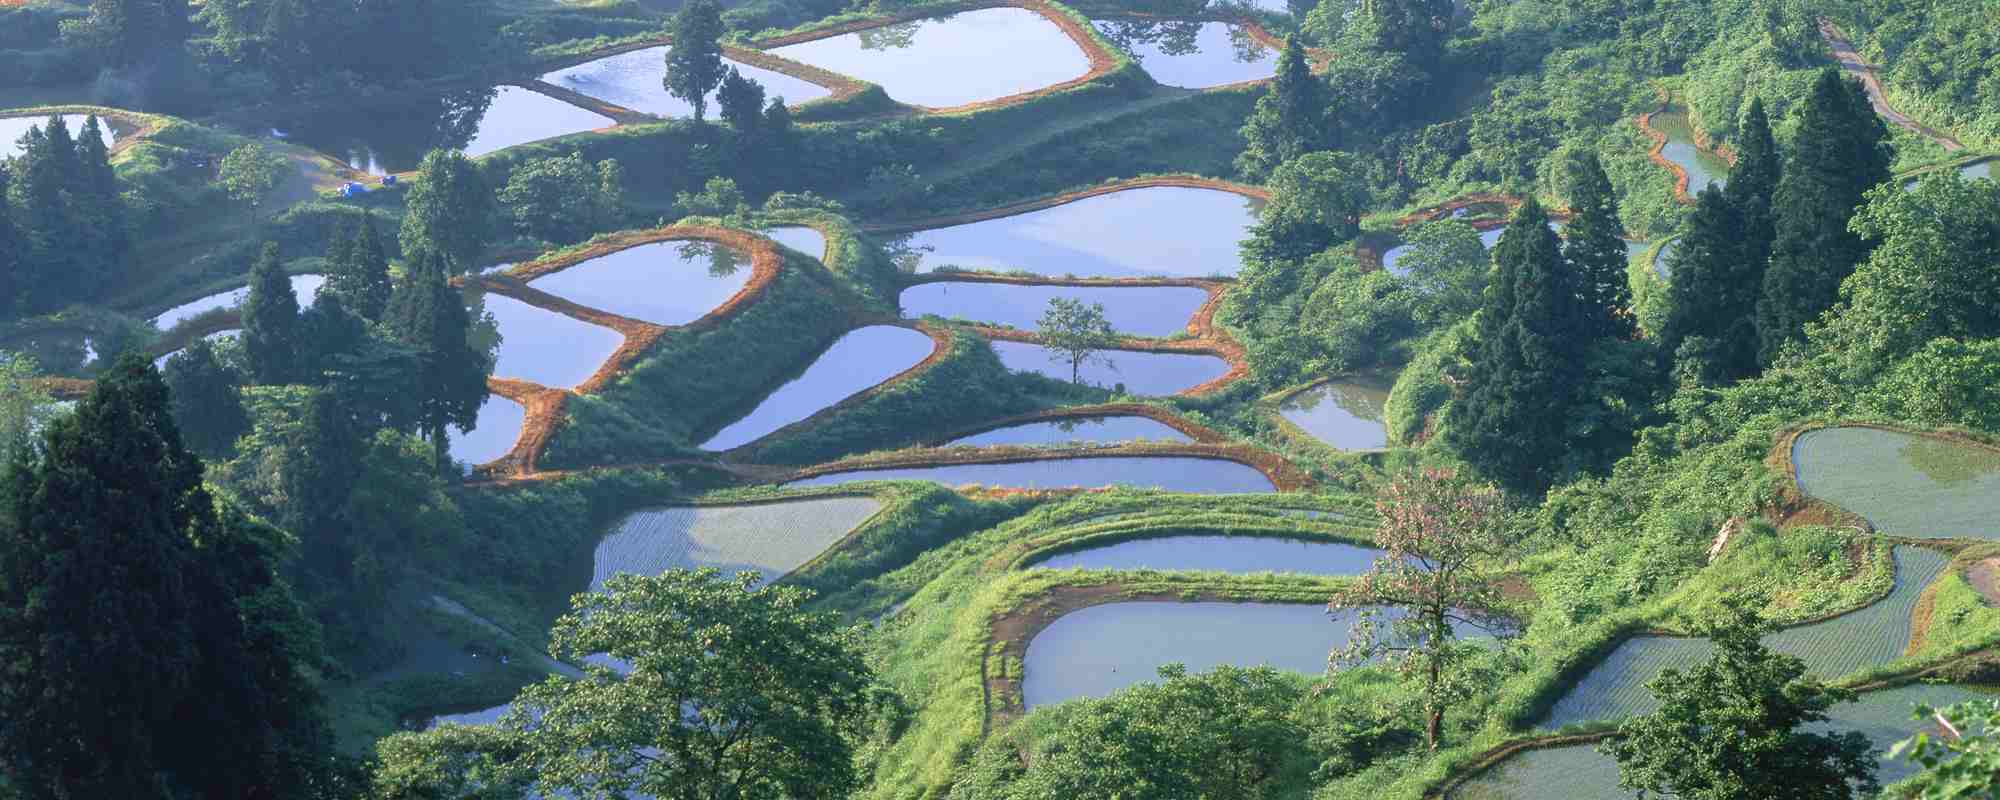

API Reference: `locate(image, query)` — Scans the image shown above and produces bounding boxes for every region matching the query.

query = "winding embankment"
[1818,19,1964,152]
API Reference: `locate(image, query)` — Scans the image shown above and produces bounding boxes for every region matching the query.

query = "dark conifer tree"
[0,164,20,318]
[399,149,495,276]
[348,217,394,320]
[162,337,248,458]
[1237,35,1330,179]
[1444,197,1580,494]
[1661,185,1761,381]
[297,291,371,378]
[385,251,491,473]
[9,126,75,312]
[1561,151,1636,340]
[242,242,301,384]
[665,0,726,121]
[71,115,129,287]
[1755,69,1890,365]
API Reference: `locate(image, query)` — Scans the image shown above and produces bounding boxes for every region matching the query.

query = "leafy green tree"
[1394,219,1487,324]
[717,66,766,135]
[1236,35,1330,180]
[219,141,288,217]
[490,569,872,799]
[1560,150,1635,340]
[1444,197,1584,493]
[71,115,128,286]
[60,0,188,67]
[496,153,623,245]
[1755,68,1890,365]
[1893,696,2000,799]
[162,337,249,457]
[384,252,491,473]
[323,215,393,321]
[1037,297,1120,384]
[677,175,749,218]
[1602,601,1877,800]
[1817,172,2000,373]
[296,290,372,377]
[0,351,52,464]
[1355,0,1452,75]
[666,0,726,121]
[1334,467,1513,749]
[1662,186,1760,382]
[1246,152,1370,262]
[400,148,496,275]
[0,355,333,798]
[958,665,1312,799]
[241,241,300,384]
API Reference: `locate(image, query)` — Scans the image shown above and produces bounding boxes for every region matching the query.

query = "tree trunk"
[431,421,450,478]
[1072,355,1080,384]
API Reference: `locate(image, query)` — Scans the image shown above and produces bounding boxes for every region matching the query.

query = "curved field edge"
[1774,420,2000,540]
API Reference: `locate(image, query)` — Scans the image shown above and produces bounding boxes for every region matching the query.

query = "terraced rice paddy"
[763,226,827,260]
[1455,683,1990,798]
[898,187,1261,277]
[769,8,1091,107]
[900,282,1208,337]
[1963,158,1993,181]
[152,274,326,329]
[472,289,626,389]
[1541,545,1948,728]
[527,240,753,326]
[153,330,240,369]
[461,86,614,158]
[592,497,884,586]
[1792,426,2000,540]
[1380,225,1537,275]
[543,47,831,118]
[1651,108,1730,193]
[1031,535,1384,575]
[1278,381,1389,450]
[702,325,937,450]
[1093,21,1275,89]
[947,415,1192,447]
[1652,237,1678,280]
[0,113,115,158]
[991,340,1228,395]
[787,456,1277,493]
[446,396,526,466]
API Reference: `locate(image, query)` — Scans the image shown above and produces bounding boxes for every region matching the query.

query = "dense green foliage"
[667,0,728,122]
[399,150,497,276]
[1,114,130,317]
[497,153,626,246]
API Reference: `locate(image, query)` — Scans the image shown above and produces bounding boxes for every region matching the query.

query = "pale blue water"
[1093,20,1275,89]
[948,415,1191,447]
[785,456,1277,493]
[543,47,831,117]
[0,114,113,158]
[1278,382,1389,450]
[152,275,326,329]
[900,282,1208,337]
[447,395,526,466]
[1033,535,1383,575]
[462,86,614,158]
[763,226,827,260]
[770,8,1091,107]
[991,340,1228,395]
[475,290,626,389]
[900,187,1261,277]
[702,325,936,450]
[528,241,753,325]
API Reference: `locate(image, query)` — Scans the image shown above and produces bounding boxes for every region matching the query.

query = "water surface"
[1652,109,1730,193]
[0,113,115,158]
[464,86,615,157]
[770,8,1091,107]
[592,497,884,586]
[470,289,626,389]
[787,456,1276,493]
[1093,20,1275,89]
[529,240,753,325]
[901,282,1207,337]
[543,47,831,117]
[152,275,326,329]
[702,325,936,450]
[1279,381,1389,450]
[1963,158,1994,181]
[1033,535,1383,575]
[153,330,240,370]
[900,187,1260,277]
[763,226,827,260]
[993,340,1227,395]
[948,415,1191,447]
[1793,426,2000,539]
[447,395,525,466]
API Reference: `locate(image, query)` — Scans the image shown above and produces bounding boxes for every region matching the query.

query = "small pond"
[154,330,240,370]
[540,46,828,119]
[593,497,884,586]
[1792,426,2000,540]
[1032,535,1383,575]
[469,288,626,389]
[900,282,1208,337]
[1093,20,1275,89]
[1380,223,1551,275]
[1651,108,1730,193]
[948,415,1192,447]
[787,456,1277,493]
[769,8,1092,108]
[1278,380,1389,450]
[1962,158,1993,181]
[898,187,1261,277]
[701,325,936,450]
[0,113,117,159]
[543,47,831,118]
[528,240,753,326]
[763,226,827,260]
[446,395,525,467]
[284,86,612,172]
[992,340,1227,395]
[464,86,615,158]
[152,274,326,330]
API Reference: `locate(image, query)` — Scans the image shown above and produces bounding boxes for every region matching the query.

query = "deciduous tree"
[400,148,496,275]
[718,66,766,136]
[0,351,51,464]
[162,336,249,457]
[1245,151,1370,262]
[219,141,288,217]
[666,0,726,121]
[496,153,623,245]
[1894,696,2000,799]
[1037,297,1120,385]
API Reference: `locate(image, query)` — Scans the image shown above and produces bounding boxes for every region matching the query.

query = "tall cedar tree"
[385,252,491,473]
[1727,98,1781,264]
[1755,68,1890,365]
[71,115,128,288]
[1445,197,1582,494]
[666,0,726,121]
[399,149,495,275]
[0,164,19,317]
[282,389,367,610]
[0,355,331,798]
[1236,35,1329,179]
[242,242,301,384]
[324,215,393,320]
[1662,185,1761,381]
[1561,151,1636,340]
[10,123,75,312]
[162,336,249,457]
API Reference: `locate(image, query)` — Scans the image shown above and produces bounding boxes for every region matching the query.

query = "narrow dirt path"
[1818,19,1963,151]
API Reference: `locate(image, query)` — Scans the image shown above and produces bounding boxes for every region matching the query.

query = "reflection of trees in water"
[433,86,499,153]
[881,235,935,274]
[1290,384,1387,421]
[458,286,505,366]
[1095,20,1204,58]
[1225,24,1268,64]
[676,241,745,278]
[857,20,924,50]
[284,86,497,174]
